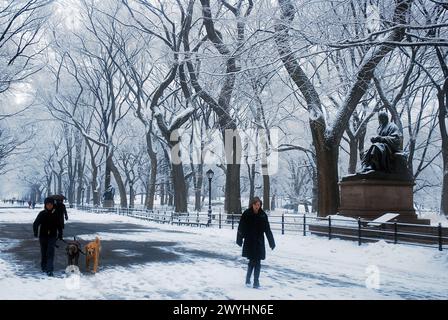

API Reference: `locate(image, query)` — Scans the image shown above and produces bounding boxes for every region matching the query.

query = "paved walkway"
[0,220,233,276]
[1,208,447,299]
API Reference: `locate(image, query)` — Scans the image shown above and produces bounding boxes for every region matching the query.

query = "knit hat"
[44,197,54,205]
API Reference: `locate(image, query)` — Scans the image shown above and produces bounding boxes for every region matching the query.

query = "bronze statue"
[360,111,402,173]
[103,185,115,201]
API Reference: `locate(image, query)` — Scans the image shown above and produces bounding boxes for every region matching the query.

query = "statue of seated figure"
[347,111,412,181]
[103,185,115,201]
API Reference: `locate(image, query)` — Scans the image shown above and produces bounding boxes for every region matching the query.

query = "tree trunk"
[263,173,270,211]
[194,182,201,211]
[146,159,157,210]
[171,163,188,213]
[259,126,271,211]
[314,137,340,216]
[110,159,127,208]
[226,163,241,216]
[358,128,366,156]
[105,147,112,191]
[191,128,205,212]
[37,189,42,204]
[441,154,448,217]
[435,47,448,216]
[91,168,99,206]
[85,139,99,206]
[53,174,57,196]
[168,180,174,206]
[160,137,188,212]
[68,180,76,206]
[46,176,52,197]
[57,174,62,195]
[86,184,91,205]
[248,162,255,207]
[194,164,203,211]
[76,182,83,205]
[67,153,76,206]
[75,138,84,205]
[311,167,318,213]
[145,131,157,210]
[261,132,271,211]
[129,184,134,209]
[438,88,448,216]
[348,136,358,174]
[160,181,165,206]
[223,130,242,216]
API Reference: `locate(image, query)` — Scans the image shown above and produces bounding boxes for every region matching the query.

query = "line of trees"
[0,0,447,216]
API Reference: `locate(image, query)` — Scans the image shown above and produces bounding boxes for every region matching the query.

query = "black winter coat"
[33,209,63,239]
[236,208,275,260]
[55,202,68,229]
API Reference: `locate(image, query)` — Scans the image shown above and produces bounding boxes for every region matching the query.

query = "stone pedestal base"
[339,179,428,224]
[103,199,115,208]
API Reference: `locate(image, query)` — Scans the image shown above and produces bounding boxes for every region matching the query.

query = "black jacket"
[33,209,63,239]
[55,202,68,229]
[236,208,275,260]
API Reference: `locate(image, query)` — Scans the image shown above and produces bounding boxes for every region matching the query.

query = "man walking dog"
[33,197,63,277]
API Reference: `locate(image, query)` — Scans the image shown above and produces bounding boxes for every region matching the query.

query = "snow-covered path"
[0,208,447,300]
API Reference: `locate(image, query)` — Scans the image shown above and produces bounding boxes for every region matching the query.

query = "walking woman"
[236,197,275,288]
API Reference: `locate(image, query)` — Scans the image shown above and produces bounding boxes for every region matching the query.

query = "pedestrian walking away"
[50,194,68,229]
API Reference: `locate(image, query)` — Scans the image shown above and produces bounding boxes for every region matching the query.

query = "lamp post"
[206,169,214,225]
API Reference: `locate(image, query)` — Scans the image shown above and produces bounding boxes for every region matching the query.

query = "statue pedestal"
[339,179,428,224]
[103,199,115,208]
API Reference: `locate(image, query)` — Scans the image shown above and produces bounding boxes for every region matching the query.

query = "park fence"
[75,205,447,251]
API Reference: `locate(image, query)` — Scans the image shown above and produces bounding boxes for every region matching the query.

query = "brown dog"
[85,236,101,273]
[66,238,81,267]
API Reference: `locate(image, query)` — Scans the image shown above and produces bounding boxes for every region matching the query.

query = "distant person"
[32,201,36,209]
[56,199,68,228]
[28,200,32,208]
[236,197,275,289]
[33,197,63,277]
[53,195,68,229]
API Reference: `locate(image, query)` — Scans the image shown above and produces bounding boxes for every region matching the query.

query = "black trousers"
[39,236,57,272]
[246,259,261,284]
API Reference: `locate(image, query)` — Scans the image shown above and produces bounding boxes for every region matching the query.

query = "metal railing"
[75,205,447,251]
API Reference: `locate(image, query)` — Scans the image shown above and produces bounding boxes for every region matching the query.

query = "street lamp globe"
[206,169,214,180]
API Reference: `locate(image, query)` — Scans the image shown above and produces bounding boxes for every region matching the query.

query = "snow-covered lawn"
[0,208,447,300]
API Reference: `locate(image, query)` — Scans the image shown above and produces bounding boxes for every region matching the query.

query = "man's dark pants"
[39,236,57,272]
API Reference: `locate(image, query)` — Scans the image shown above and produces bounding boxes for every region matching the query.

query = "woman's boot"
[246,260,254,285]
[253,260,261,288]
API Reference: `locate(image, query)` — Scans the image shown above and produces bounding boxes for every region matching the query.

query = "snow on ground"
[419,212,448,227]
[0,208,447,300]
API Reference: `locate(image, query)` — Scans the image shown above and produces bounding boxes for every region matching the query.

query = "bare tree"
[0,0,52,99]
[0,128,26,174]
[274,0,414,216]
